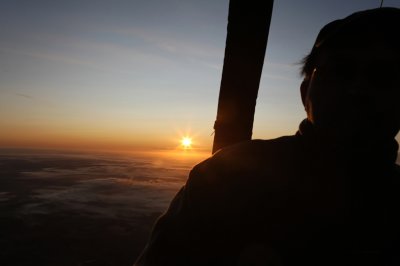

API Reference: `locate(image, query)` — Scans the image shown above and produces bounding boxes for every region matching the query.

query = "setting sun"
[181,137,192,149]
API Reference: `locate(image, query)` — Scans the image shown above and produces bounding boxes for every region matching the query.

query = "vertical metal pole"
[212,0,274,154]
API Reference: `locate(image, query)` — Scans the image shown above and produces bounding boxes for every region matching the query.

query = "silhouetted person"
[134,8,400,266]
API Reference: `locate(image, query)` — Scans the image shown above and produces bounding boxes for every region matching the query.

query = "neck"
[297,119,399,166]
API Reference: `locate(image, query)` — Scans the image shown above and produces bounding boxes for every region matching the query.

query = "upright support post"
[212,0,274,154]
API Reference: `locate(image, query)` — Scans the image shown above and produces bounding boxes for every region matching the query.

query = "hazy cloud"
[15,92,33,99]
[0,150,192,219]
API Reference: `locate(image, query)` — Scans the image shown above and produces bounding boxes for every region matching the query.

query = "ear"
[300,79,309,107]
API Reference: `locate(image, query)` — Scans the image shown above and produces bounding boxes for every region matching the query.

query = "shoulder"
[212,135,299,165]
[192,135,299,180]
[185,136,300,207]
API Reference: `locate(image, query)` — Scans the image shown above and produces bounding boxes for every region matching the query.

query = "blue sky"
[0,0,399,151]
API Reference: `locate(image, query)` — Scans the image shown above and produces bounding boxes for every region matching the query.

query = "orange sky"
[2,1,400,154]
[0,124,214,153]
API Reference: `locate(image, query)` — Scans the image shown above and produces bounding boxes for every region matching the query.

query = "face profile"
[300,9,400,143]
[303,44,400,142]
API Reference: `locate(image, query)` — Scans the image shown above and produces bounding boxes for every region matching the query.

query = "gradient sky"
[1,0,399,152]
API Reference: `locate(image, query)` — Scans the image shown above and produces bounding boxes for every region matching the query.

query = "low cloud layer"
[0,149,198,266]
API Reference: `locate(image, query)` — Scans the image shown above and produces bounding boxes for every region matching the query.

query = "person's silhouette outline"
[135,8,400,266]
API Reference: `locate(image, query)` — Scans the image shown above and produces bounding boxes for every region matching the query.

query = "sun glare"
[181,137,192,149]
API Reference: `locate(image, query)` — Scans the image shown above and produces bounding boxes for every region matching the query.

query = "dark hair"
[300,7,400,79]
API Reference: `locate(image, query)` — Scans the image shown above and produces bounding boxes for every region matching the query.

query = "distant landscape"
[0,148,206,266]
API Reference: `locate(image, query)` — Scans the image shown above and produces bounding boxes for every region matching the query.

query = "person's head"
[300,8,400,143]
